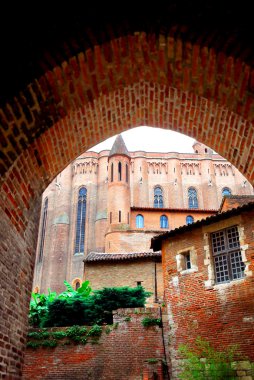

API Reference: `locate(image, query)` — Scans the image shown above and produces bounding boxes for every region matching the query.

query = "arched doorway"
[0,3,254,377]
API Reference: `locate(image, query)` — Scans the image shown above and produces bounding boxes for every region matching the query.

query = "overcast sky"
[89,126,196,153]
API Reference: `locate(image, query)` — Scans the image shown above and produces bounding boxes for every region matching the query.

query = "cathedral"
[33,134,253,303]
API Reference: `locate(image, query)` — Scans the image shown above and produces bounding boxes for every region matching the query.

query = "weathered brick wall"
[162,210,254,379]
[0,198,41,379]
[23,308,165,380]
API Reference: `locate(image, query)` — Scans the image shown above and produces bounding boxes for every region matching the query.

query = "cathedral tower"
[105,135,131,252]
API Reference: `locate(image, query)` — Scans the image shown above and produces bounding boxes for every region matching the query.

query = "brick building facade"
[33,135,253,301]
[151,196,254,378]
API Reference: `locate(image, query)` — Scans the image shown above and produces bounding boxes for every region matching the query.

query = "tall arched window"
[188,187,198,209]
[222,187,231,196]
[38,198,48,262]
[136,214,144,228]
[111,163,114,182]
[186,215,194,225]
[154,187,163,208]
[126,164,128,183]
[118,162,122,181]
[160,215,168,228]
[74,187,87,254]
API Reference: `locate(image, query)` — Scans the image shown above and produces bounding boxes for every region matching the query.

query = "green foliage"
[58,280,92,299]
[124,316,131,322]
[90,286,151,324]
[41,297,90,327]
[27,331,50,339]
[87,325,102,337]
[29,281,150,328]
[41,339,57,348]
[146,358,159,364]
[29,290,57,327]
[30,283,150,328]
[66,325,87,342]
[29,280,92,327]
[178,337,238,380]
[105,326,112,334]
[27,324,103,349]
[26,341,40,348]
[51,331,67,339]
[141,317,162,327]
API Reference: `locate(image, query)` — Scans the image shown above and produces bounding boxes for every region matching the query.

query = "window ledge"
[180,267,198,275]
[74,252,84,257]
[208,277,246,289]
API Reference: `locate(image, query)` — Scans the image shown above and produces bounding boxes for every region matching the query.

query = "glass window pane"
[160,215,168,228]
[222,187,231,196]
[230,251,245,279]
[75,188,87,254]
[154,187,163,208]
[188,188,198,209]
[186,215,194,225]
[136,214,144,228]
[214,254,230,283]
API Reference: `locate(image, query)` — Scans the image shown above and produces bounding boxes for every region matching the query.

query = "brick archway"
[1,5,254,377]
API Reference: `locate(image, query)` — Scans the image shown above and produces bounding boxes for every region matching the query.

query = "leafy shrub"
[142,317,162,327]
[91,286,151,324]
[87,325,102,337]
[26,341,40,348]
[146,358,159,364]
[178,337,238,380]
[41,340,57,348]
[51,331,67,339]
[65,325,87,342]
[27,331,50,339]
[29,283,151,327]
[29,280,91,327]
[41,297,89,327]
[29,291,56,327]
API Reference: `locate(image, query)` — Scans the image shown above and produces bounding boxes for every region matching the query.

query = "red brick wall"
[23,308,165,380]
[161,210,254,378]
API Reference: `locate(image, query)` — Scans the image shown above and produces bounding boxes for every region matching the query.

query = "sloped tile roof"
[131,206,217,213]
[218,195,254,213]
[84,251,161,262]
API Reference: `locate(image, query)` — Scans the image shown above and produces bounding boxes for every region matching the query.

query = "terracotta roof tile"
[218,195,254,213]
[84,251,161,262]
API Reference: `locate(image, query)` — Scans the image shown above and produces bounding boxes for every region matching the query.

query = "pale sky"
[89,126,196,153]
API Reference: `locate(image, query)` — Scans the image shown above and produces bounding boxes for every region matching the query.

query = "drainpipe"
[154,260,158,303]
[159,306,170,380]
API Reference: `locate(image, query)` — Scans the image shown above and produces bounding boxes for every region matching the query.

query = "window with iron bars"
[211,226,245,283]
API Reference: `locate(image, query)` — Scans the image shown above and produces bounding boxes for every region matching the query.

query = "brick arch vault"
[1,3,254,377]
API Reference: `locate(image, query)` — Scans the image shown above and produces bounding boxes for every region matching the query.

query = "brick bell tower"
[105,134,131,252]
